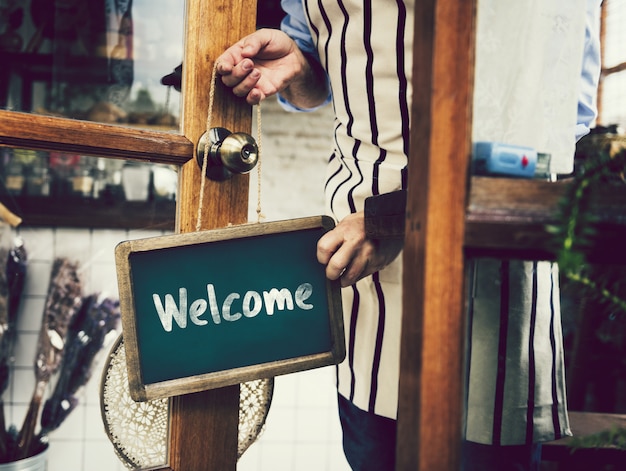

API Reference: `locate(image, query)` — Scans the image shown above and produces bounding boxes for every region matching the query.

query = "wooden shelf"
[3,195,176,230]
[465,176,626,264]
[542,412,626,467]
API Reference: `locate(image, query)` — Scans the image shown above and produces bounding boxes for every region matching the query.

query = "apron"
[301,0,588,444]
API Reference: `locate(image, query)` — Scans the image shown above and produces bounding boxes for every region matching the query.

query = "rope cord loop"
[256,104,264,223]
[195,61,218,232]
[195,61,263,231]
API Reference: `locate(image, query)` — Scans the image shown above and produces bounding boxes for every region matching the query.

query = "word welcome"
[152,283,315,332]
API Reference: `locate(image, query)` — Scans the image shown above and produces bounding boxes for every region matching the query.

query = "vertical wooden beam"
[167,0,256,470]
[396,0,476,470]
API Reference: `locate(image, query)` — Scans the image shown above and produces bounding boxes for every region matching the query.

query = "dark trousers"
[338,394,542,471]
[338,394,397,470]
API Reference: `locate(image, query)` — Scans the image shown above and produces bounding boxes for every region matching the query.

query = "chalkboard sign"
[115,216,345,402]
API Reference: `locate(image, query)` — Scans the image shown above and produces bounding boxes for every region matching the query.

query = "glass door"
[0,0,187,229]
[0,0,270,470]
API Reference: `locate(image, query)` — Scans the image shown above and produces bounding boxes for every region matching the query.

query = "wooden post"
[396,0,476,470]
[167,0,256,469]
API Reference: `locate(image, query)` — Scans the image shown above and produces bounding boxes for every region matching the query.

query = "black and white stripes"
[290,0,583,447]
[302,0,412,418]
[465,259,570,445]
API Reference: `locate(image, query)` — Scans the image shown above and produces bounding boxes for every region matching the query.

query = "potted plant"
[548,128,626,465]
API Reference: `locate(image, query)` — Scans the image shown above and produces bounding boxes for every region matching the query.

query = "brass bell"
[196,127,259,181]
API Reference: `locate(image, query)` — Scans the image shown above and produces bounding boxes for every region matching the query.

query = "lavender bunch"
[0,239,28,392]
[39,294,120,435]
[5,239,27,338]
[0,238,27,461]
[16,258,82,460]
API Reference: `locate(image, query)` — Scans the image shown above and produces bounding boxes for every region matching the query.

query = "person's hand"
[317,212,403,287]
[216,28,317,106]
[217,28,329,108]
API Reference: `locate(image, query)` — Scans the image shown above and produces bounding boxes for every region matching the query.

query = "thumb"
[240,29,275,58]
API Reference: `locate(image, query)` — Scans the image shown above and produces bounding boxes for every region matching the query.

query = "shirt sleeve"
[277,0,332,112]
[575,0,603,141]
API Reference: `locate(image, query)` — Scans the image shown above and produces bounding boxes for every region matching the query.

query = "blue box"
[472,142,538,178]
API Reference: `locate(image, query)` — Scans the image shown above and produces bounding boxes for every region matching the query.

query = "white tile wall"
[2,98,351,470]
[4,226,159,471]
[238,368,350,471]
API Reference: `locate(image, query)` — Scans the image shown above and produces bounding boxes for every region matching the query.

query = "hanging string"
[195,62,219,232]
[196,61,264,231]
[255,104,264,223]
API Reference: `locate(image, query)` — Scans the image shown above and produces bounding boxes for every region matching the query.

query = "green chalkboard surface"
[115,216,345,401]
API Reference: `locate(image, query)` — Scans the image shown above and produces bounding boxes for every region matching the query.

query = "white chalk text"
[152,283,314,332]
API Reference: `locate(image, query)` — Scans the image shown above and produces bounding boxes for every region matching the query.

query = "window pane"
[1,0,184,132]
[0,146,177,229]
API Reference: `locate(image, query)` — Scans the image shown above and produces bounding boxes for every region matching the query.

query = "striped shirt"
[279,0,601,445]
[289,0,413,421]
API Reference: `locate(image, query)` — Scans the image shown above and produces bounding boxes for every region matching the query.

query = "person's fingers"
[318,233,351,280]
[322,238,366,282]
[317,230,342,266]
[215,59,233,75]
[317,212,402,286]
[230,67,262,98]
[326,252,350,281]
[215,43,247,76]
[240,38,263,58]
[218,58,255,86]
[244,88,264,106]
[339,255,369,287]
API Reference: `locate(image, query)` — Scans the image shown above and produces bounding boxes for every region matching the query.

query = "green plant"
[547,143,626,452]
[547,147,626,317]
[568,425,626,451]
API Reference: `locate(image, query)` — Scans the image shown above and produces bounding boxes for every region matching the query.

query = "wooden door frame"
[163,0,256,469]
[397,2,626,469]
[0,0,256,469]
[397,0,476,469]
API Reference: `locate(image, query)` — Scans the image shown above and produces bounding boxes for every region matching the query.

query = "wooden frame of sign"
[116,215,345,402]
